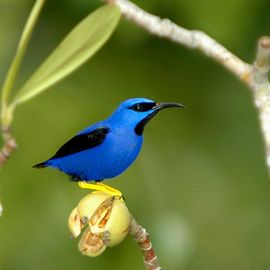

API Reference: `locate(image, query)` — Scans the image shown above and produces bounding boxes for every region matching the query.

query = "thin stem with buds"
[129,216,162,270]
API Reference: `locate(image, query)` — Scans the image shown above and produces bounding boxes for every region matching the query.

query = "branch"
[129,216,162,270]
[0,126,17,166]
[106,0,253,86]
[106,0,270,174]
[254,37,270,83]
[253,37,270,168]
[0,126,16,216]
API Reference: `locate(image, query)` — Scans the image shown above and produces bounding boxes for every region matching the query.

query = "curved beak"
[153,102,185,111]
[135,101,184,135]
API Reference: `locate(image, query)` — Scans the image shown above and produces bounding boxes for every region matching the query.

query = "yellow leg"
[78,181,122,198]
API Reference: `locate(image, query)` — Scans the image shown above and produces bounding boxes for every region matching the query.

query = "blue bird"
[33,98,183,196]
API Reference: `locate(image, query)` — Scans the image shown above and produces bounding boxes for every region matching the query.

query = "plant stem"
[0,126,17,167]
[1,0,46,126]
[0,0,46,215]
[0,0,46,162]
[129,216,162,270]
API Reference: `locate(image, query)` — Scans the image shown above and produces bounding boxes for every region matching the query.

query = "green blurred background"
[1,0,270,269]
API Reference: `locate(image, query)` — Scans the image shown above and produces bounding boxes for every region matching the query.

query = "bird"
[33,98,184,197]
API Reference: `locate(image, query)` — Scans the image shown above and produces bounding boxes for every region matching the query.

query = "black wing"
[33,127,110,168]
[51,127,110,159]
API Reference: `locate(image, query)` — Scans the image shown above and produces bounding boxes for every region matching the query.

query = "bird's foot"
[78,181,123,200]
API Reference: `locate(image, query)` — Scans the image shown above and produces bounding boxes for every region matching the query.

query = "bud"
[68,191,131,257]
[68,207,83,238]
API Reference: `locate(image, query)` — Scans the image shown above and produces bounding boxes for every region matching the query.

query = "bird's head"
[109,98,184,135]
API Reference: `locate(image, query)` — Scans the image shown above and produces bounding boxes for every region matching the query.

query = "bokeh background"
[1,0,270,269]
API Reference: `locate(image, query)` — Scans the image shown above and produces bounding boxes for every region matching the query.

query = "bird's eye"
[135,104,142,111]
[129,102,156,112]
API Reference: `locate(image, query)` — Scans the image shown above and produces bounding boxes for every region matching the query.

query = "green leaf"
[1,0,46,127]
[14,4,121,104]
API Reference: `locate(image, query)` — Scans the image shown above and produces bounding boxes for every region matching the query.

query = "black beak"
[135,101,184,136]
[153,102,185,111]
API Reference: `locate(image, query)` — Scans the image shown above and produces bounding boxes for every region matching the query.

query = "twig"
[105,0,270,174]
[253,37,270,168]
[254,37,270,83]
[0,126,17,166]
[0,126,16,214]
[129,216,162,270]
